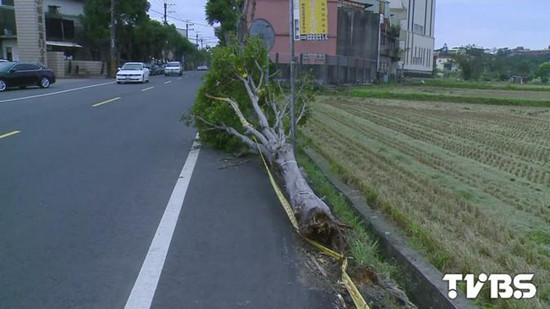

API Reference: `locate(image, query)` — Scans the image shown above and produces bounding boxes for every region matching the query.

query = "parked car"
[164,61,183,76]
[116,62,150,84]
[152,64,164,76]
[0,59,9,63]
[144,63,154,75]
[0,61,56,92]
[197,65,209,71]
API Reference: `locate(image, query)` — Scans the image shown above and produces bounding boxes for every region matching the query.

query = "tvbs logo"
[443,274,536,300]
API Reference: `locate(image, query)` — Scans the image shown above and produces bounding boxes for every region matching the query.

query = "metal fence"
[272,52,377,85]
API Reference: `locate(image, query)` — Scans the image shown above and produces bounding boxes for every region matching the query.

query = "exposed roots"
[298,208,345,251]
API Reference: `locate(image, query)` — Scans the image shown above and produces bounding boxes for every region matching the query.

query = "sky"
[147,0,218,48]
[147,0,550,51]
[435,0,550,50]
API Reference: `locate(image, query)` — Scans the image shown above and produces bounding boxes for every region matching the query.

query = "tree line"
[446,46,550,83]
[81,0,208,68]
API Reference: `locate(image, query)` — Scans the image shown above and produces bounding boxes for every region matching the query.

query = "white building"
[390,0,435,76]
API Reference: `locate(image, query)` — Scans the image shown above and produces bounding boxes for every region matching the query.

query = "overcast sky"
[147,0,218,48]
[147,0,550,51]
[435,0,550,50]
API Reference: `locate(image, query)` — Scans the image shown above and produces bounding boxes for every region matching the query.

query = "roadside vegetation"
[300,84,550,308]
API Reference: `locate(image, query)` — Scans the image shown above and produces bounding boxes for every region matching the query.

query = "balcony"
[0,0,14,6]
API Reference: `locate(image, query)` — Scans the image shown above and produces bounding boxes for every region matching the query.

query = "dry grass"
[300,96,550,308]
[392,86,550,101]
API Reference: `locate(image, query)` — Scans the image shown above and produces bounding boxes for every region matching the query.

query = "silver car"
[164,61,182,76]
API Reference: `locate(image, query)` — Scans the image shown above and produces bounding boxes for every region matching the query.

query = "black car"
[0,62,56,92]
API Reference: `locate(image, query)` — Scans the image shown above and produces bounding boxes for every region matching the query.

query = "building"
[247,0,387,84]
[0,0,17,61]
[0,0,85,64]
[434,44,458,75]
[389,0,435,76]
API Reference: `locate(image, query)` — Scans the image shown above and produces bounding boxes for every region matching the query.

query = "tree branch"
[205,94,272,148]
[236,74,278,141]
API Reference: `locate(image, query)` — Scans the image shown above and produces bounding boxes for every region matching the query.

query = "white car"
[116,62,150,83]
[164,61,182,76]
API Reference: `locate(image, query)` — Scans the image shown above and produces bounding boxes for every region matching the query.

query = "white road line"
[164,80,172,84]
[0,81,115,103]
[124,134,201,309]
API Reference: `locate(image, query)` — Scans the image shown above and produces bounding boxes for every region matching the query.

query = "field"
[391,86,550,101]
[300,90,550,307]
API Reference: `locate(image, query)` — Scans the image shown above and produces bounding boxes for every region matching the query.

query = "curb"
[303,147,476,309]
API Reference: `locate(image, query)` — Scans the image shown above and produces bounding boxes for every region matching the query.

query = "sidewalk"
[150,146,335,309]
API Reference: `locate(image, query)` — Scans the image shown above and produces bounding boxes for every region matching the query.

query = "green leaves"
[205,0,243,43]
[190,38,270,152]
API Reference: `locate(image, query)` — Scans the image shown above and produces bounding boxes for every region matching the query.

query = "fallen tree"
[188,38,345,247]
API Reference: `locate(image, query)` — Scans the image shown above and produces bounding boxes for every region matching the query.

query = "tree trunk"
[275,144,343,248]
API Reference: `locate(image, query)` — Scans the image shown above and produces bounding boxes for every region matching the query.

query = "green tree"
[452,46,487,80]
[205,0,243,44]
[81,0,149,60]
[538,62,550,83]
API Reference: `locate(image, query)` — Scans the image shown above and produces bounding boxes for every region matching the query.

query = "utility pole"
[289,0,296,145]
[196,33,199,48]
[185,21,194,39]
[163,0,168,25]
[110,0,117,78]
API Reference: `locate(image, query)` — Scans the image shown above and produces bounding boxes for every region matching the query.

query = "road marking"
[177,77,182,80]
[164,80,172,84]
[0,130,20,140]
[125,134,201,309]
[141,86,154,92]
[0,81,115,103]
[92,97,121,107]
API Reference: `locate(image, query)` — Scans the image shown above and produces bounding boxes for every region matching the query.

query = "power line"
[148,8,214,29]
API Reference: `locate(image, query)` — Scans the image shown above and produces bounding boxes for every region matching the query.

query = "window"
[14,64,40,71]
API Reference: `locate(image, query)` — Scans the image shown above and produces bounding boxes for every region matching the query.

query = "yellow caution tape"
[251,136,370,309]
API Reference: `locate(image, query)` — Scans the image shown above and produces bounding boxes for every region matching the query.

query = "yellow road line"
[92,97,121,107]
[0,130,21,140]
[141,86,155,92]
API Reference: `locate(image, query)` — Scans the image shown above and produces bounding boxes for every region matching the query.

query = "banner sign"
[297,0,328,41]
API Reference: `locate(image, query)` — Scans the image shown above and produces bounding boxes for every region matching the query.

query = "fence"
[272,53,377,85]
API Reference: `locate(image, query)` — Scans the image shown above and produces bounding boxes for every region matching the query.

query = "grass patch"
[348,89,550,107]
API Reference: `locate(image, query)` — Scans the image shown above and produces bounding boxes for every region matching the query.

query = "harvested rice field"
[301,96,550,308]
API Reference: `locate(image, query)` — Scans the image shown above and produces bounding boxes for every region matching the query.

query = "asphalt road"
[0,73,333,308]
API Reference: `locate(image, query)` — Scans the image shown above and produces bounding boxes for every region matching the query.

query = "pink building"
[247,0,382,83]
[247,0,339,63]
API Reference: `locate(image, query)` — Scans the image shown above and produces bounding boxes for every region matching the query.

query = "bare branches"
[235,73,278,141]
[205,94,271,148]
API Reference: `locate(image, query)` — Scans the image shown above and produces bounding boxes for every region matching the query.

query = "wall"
[336,6,379,61]
[250,0,339,63]
[69,60,103,75]
[44,0,84,16]
[390,0,435,75]
[47,51,65,77]
[15,0,48,65]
